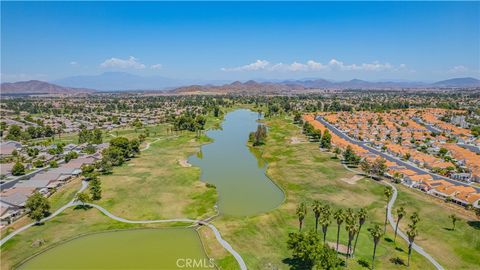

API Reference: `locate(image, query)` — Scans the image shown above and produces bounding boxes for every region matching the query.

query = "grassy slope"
[97,126,218,220]
[395,185,480,269]
[3,111,478,270]
[0,116,224,269]
[206,115,436,270]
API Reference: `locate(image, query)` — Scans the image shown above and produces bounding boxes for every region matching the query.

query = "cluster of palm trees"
[297,201,369,266]
[296,198,421,269]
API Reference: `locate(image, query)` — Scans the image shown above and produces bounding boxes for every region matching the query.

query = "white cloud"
[70,61,78,66]
[100,56,146,69]
[221,60,270,71]
[222,59,406,73]
[447,65,480,75]
[150,64,162,70]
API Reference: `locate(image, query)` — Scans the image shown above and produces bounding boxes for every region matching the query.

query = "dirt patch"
[290,136,305,144]
[326,242,351,255]
[339,174,363,185]
[178,159,192,167]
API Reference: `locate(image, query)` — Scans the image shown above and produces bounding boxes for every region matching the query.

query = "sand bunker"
[178,159,192,167]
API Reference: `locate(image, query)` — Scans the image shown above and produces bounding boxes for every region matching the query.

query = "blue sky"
[1,1,479,82]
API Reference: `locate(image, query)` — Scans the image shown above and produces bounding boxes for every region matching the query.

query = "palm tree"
[410,212,420,228]
[394,207,406,243]
[383,186,393,233]
[296,202,307,231]
[346,223,359,266]
[352,208,367,257]
[333,208,345,253]
[345,209,358,266]
[312,200,322,232]
[368,224,382,270]
[449,214,458,231]
[320,204,332,243]
[406,225,418,267]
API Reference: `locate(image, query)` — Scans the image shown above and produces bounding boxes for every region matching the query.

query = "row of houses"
[302,114,480,210]
[0,156,96,225]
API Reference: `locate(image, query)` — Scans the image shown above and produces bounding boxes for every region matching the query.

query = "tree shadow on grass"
[467,221,480,230]
[282,258,313,270]
[384,237,393,242]
[395,246,404,252]
[442,227,453,231]
[73,205,92,211]
[357,258,370,269]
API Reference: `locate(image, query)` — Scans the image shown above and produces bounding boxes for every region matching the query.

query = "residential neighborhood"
[303,108,480,212]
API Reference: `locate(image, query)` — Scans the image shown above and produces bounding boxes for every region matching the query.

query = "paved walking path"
[0,180,247,270]
[140,135,179,151]
[342,164,444,270]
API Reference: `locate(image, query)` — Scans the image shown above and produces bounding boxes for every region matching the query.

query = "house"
[429,184,457,199]
[0,163,14,178]
[450,172,472,182]
[0,187,35,225]
[404,174,433,187]
[452,192,480,208]
[0,141,22,156]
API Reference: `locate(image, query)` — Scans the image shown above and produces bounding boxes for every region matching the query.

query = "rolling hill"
[0,80,95,95]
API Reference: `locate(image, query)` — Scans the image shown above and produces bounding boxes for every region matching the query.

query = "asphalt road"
[315,116,480,193]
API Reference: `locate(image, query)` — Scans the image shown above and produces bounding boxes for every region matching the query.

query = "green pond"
[20,109,283,269]
[189,109,285,216]
[19,228,212,270]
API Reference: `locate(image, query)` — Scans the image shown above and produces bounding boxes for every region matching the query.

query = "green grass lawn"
[3,109,478,270]
[97,129,218,220]
[0,112,225,269]
[206,115,437,270]
[394,185,480,270]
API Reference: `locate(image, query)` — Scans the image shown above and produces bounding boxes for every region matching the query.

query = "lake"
[19,228,212,270]
[189,109,284,216]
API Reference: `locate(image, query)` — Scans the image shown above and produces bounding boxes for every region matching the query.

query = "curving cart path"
[342,164,444,270]
[1,174,247,269]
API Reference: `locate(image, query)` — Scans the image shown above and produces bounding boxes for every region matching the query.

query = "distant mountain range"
[1,76,479,95]
[431,77,480,87]
[52,72,229,91]
[50,72,480,91]
[0,80,94,95]
[173,77,480,94]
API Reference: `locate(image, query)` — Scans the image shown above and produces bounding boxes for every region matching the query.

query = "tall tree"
[383,186,393,233]
[449,214,458,231]
[352,208,367,257]
[25,191,50,223]
[287,231,342,269]
[360,159,372,178]
[344,209,358,266]
[406,225,418,267]
[296,202,307,231]
[320,129,332,149]
[372,157,387,177]
[76,191,91,207]
[368,225,382,270]
[410,212,420,228]
[90,176,102,200]
[312,200,322,232]
[394,207,406,243]
[333,209,345,253]
[320,204,332,244]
